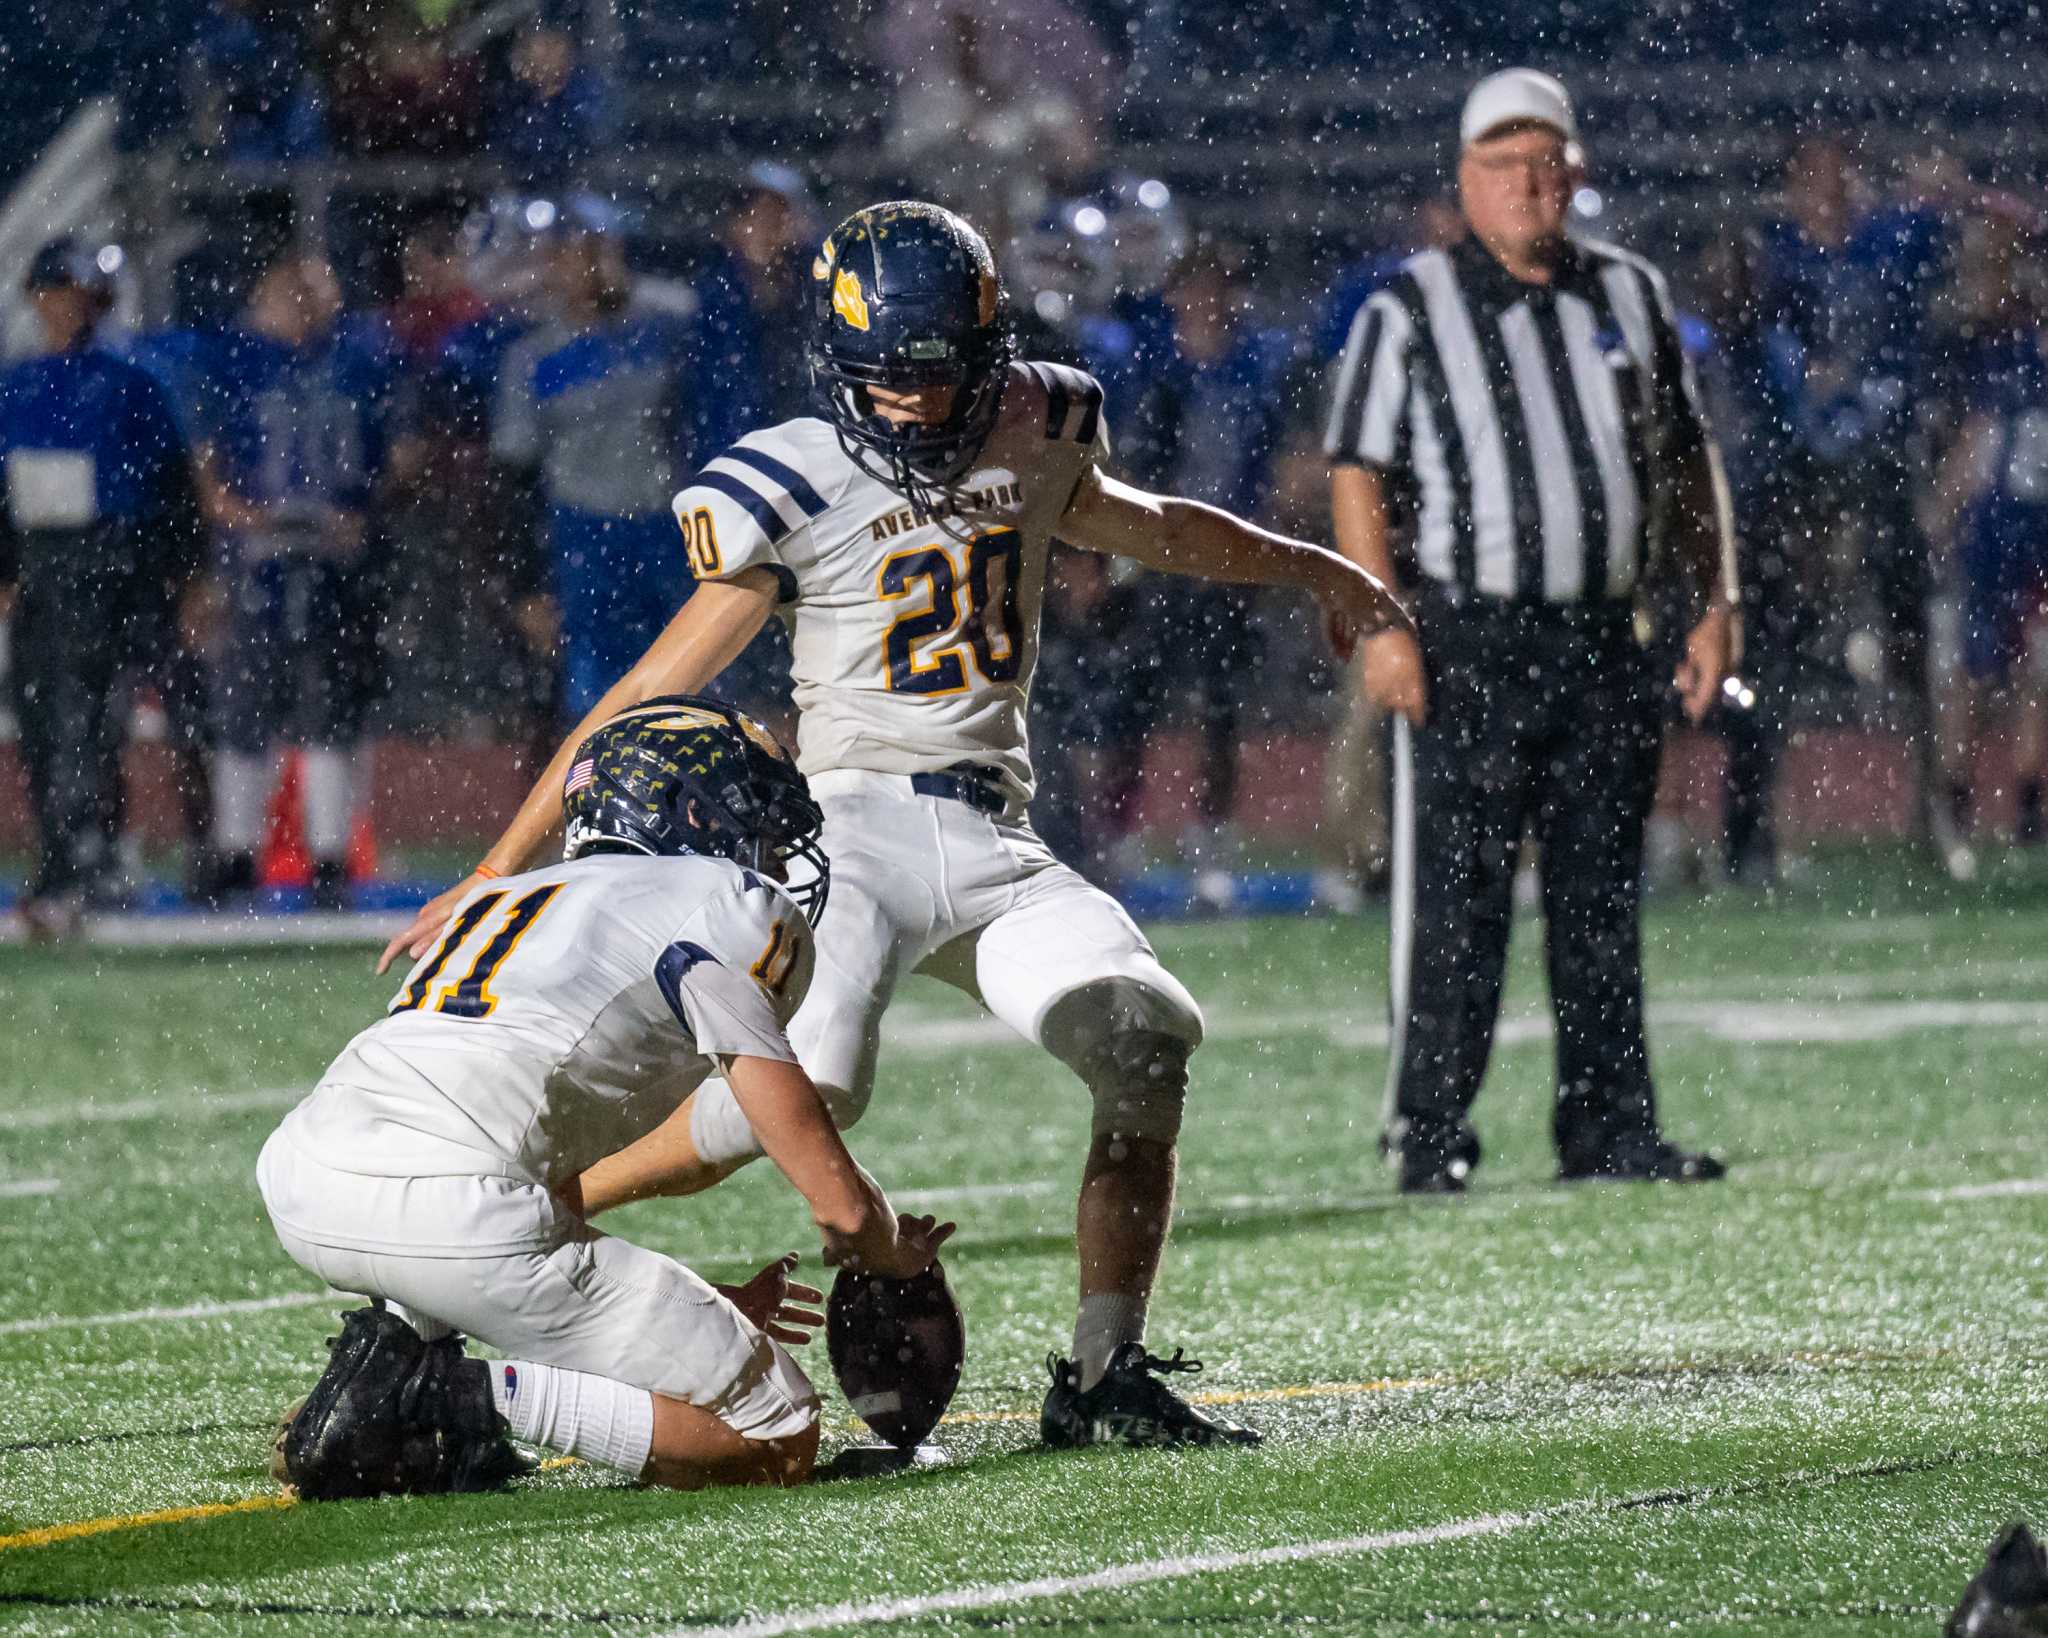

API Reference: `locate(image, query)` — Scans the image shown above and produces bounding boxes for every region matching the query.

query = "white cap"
[1460,68,1578,149]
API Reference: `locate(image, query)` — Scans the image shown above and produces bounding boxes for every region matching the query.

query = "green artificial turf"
[2,853,2046,1634]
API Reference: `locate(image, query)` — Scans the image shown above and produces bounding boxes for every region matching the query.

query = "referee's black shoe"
[1383,1118,1481,1194]
[1558,1130,1726,1184]
[1041,1344,1262,1448]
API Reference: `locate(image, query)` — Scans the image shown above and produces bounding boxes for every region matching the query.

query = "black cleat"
[1947,1520,2048,1636]
[1558,1131,1726,1184]
[280,1308,520,1500]
[281,1306,430,1499]
[1041,1343,1262,1449]
[403,1335,528,1493]
[1383,1119,1480,1195]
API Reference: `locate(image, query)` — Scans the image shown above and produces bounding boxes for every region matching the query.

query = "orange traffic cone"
[259,751,312,890]
[347,808,378,882]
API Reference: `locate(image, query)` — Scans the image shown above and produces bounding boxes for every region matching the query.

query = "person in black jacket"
[0,241,206,938]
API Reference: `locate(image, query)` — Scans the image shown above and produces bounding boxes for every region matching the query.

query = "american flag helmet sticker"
[564,758,596,796]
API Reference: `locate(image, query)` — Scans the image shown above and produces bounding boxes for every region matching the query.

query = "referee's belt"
[910,763,1009,815]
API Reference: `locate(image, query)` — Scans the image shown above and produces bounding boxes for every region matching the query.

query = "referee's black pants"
[1385,591,1665,1166]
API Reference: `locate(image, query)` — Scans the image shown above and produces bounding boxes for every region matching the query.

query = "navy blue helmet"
[561,695,830,924]
[809,201,1012,515]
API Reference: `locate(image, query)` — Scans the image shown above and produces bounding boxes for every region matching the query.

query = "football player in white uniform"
[263,698,951,1498]
[385,201,1411,1448]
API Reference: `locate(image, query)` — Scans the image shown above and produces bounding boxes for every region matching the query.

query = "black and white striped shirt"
[1324,234,1713,605]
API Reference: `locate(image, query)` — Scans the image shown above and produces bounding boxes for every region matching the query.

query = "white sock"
[486,1360,656,1478]
[212,750,275,852]
[300,748,354,858]
[1073,1293,1148,1391]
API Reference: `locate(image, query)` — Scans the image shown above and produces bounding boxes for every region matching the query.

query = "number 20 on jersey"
[878,528,1023,695]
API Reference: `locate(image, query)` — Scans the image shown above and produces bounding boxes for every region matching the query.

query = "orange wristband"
[474,863,503,880]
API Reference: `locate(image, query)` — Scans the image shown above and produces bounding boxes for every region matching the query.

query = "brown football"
[825,1260,966,1449]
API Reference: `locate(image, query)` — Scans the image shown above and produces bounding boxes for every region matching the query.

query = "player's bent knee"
[1039,978,1201,1147]
[1085,1029,1192,1145]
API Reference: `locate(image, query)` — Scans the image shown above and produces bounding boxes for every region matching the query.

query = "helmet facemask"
[809,201,1014,523]
[560,697,833,925]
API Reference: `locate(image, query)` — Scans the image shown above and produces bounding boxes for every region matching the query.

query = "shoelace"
[1136,1348,1203,1378]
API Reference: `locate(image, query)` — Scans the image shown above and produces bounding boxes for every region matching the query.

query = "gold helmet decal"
[811,234,835,281]
[977,267,999,325]
[831,267,870,331]
[735,713,787,760]
[611,702,729,734]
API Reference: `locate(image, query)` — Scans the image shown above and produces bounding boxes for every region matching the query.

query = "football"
[825,1260,967,1449]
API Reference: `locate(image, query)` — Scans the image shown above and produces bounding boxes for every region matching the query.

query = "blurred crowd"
[3,3,2048,929]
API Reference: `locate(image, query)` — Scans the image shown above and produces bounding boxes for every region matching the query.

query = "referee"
[1325,70,1739,1192]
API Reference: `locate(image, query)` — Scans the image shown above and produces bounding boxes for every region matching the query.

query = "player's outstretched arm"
[723,1055,955,1281]
[1057,465,1415,649]
[377,571,780,972]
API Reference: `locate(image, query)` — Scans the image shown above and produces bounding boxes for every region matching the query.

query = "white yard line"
[1656,956,2048,1002]
[1903,1177,2048,1203]
[0,911,410,949]
[883,996,2048,1055]
[682,1506,1564,1638]
[895,1180,1058,1206]
[11,994,2048,1133]
[0,1290,330,1337]
[1821,915,1943,945]
[6,1086,299,1131]
[0,1178,59,1198]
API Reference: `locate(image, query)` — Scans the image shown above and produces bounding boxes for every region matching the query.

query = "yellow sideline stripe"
[1,1377,1438,1553]
[8,1354,1938,1552]
[0,1493,295,1551]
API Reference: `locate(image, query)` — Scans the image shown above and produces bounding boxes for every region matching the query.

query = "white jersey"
[276,853,814,1191]
[672,360,1110,804]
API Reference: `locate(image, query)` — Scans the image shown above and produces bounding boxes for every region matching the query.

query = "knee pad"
[1085,1028,1192,1146]
[1040,979,1201,1146]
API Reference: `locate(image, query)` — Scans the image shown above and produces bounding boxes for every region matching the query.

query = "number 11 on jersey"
[392,884,563,1019]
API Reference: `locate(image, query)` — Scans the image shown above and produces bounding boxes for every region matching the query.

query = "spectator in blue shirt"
[694,163,821,427]
[192,249,395,908]
[184,0,327,161]
[1930,299,2048,850]
[1756,134,1958,865]
[0,242,204,936]
[487,21,614,188]
[1083,244,1299,896]
[490,200,748,723]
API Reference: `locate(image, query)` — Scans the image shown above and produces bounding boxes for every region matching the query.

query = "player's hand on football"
[717,1252,826,1345]
[874,1212,958,1281]
[377,874,482,974]
[825,1210,956,1281]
